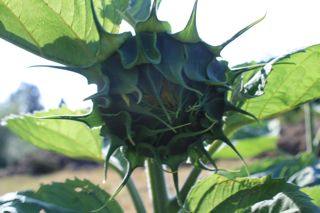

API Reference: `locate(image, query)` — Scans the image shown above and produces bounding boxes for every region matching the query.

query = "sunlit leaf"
[0,0,101,67]
[91,0,132,62]
[226,45,320,132]
[301,186,320,206]
[92,0,128,33]
[184,174,319,212]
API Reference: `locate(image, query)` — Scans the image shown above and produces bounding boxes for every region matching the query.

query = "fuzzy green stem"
[180,167,201,201]
[208,140,224,154]
[146,159,169,213]
[304,103,315,154]
[126,179,146,213]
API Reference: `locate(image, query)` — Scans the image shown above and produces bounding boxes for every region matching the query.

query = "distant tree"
[9,83,43,113]
[58,99,66,108]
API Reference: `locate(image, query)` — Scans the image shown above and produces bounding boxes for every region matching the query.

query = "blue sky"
[1,0,320,110]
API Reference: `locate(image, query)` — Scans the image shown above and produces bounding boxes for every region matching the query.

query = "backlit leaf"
[3,108,103,162]
[92,0,128,33]
[0,0,100,67]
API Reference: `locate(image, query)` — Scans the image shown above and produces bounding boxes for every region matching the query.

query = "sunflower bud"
[60,0,261,199]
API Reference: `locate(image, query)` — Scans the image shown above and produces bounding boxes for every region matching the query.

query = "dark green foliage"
[0,179,122,212]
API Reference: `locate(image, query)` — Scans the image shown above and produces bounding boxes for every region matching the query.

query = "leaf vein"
[0,1,42,51]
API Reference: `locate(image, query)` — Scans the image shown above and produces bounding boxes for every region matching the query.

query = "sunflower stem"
[180,167,201,201]
[167,140,225,210]
[146,159,169,213]
[126,179,147,213]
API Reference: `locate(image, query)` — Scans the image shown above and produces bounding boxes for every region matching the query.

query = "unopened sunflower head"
[54,0,262,200]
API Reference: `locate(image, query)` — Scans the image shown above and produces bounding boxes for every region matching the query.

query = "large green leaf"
[246,192,319,213]
[301,186,320,206]
[226,45,320,132]
[184,174,319,213]
[225,153,317,179]
[0,179,122,212]
[3,108,103,161]
[213,135,277,159]
[0,0,103,67]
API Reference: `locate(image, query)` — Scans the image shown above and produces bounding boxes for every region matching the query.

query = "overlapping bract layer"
[100,33,234,167]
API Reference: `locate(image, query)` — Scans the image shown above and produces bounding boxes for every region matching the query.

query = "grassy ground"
[0,166,191,212]
[0,161,241,212]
